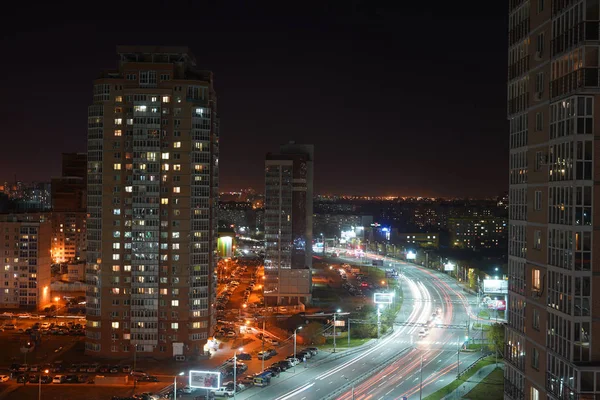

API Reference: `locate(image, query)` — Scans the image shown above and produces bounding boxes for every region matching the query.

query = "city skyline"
[0,0,507,198]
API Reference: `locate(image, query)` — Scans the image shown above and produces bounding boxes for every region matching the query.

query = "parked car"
[257,351,272,360]
[0,375,9,382]
[180,386,197,394]
[212,382,246,397]
[305,347,319,355]
[52,375,65,384]
[41,375,52,384]
[122,365,131,373]
[236,353,251,360]
[240,375,255,386]
[137,375,159,382]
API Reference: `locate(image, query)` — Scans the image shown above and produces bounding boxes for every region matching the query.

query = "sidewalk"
[442,363,504,400]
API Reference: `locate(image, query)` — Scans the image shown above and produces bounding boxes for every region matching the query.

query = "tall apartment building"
[0,214,51,310]
[52,153,87,213]
[506,1,600,399]
[264,142,313,306]
[85,46,219,359]
[50,212,86,263]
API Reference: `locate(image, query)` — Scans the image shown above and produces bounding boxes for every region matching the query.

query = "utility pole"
[419,355,423,400]
[377,306,381,340]
[348,318,350,348]
[456,335,460,378]
[261,319,265,371]
[333,311,338,353]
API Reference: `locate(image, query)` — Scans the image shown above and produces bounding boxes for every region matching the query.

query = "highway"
[235,252,486,400]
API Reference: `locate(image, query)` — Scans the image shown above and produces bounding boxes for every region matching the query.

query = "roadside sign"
[189,370,220,389]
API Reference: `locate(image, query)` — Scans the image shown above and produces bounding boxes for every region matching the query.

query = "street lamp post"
[173,372,184,400]
[333,309,341,353]
[343,376,355,400]
[39,369,48,400]
[377,305,382,340]
[234,347,242,399]
[294,326,302,372]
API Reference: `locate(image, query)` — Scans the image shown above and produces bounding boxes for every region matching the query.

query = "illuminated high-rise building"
[85,46,219,359]
[506,1,600,399]
[264,142,313,306]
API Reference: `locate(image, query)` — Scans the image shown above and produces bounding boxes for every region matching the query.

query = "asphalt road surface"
[234,252,484,400]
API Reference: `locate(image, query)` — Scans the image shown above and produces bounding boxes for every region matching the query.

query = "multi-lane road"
[235,252,488,400]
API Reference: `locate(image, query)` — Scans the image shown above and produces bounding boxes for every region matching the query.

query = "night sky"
[1,1,508,197]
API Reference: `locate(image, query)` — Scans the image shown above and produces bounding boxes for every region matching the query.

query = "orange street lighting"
[242,304,247,308]
[54,297,60,302]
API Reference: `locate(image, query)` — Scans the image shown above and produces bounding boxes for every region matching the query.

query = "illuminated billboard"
[374,292,394,304]
[189,370,221,389]
[406,251,416,260]
[217,236,233,258]
[483,279,508,294]
[444,262,455,272]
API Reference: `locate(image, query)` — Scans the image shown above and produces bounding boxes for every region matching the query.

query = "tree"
[298,322,325,345]
[487,323,505,357]
[468,269,477,290]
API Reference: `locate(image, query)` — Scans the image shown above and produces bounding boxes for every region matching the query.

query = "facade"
[264,143,313,306]
[506,1,600,399]
[52,153,87,212]
[447,217,507,249]
[85,46,219,359]
[0,214,52,310]
[50,212,86,263]
[398,232,439,249]
[66,263,85,283]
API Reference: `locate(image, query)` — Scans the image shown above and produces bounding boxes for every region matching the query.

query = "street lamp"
[377,305,382,340]
[39,369,49,400]
[333,309,341,353]
[233,347,243,399]
[343,375,355,400]
[294,326,302,372]
[173,372,184,400]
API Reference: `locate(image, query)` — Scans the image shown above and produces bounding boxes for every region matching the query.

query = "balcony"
[551,22,600,57]
[551,68,600,98]
[504,377,525,400]
[508,56,530,81]
[509,18,530,47]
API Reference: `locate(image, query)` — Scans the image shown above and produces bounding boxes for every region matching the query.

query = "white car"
[180,386,196,394]
[212,383,246,397]
[0,375,9,382]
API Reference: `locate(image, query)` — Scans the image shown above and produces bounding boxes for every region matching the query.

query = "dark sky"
[0,0,508,198]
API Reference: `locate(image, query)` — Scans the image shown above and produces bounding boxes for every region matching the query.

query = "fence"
[457,352,492,379]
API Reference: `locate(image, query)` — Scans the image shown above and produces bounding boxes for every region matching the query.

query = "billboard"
[487,299,506,311]
[189,370,221,390]
[444,263,455,272]
[374,292,394,304]
[483,279,508,294]
[406,251,416,260]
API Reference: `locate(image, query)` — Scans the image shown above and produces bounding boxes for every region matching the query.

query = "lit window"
[113,163,121,170]
[124,265,131,272]
[113,231,121,238]
[171,323,179,330]
[126,118,133,125]
[134,105,147,112]
[172,232,180,239]
[151,96,158,102]
[113,209,121,215]
[162,96,170,103]
[125,186,132,193]
[173,187,181,193]
[113,243,120,250]
[114,130,122,137]
[160,288,167,295]
[114,118,122,125]
[111,288,120,294]
[172,300,179,307]
[111,322,119,329]
[161,198,169,205]
[172,243,180,250]
[162,163,170,171]
[112,254,120,260]
[174,142,181,148]
[531,388,539,400]
[161,153,169,160]
[173,164,181,171]
[112,265,120,272]
[115,96,123,103]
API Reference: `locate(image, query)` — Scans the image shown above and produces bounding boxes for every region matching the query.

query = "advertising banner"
[483,279,508,294]
[189,371,221,389]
